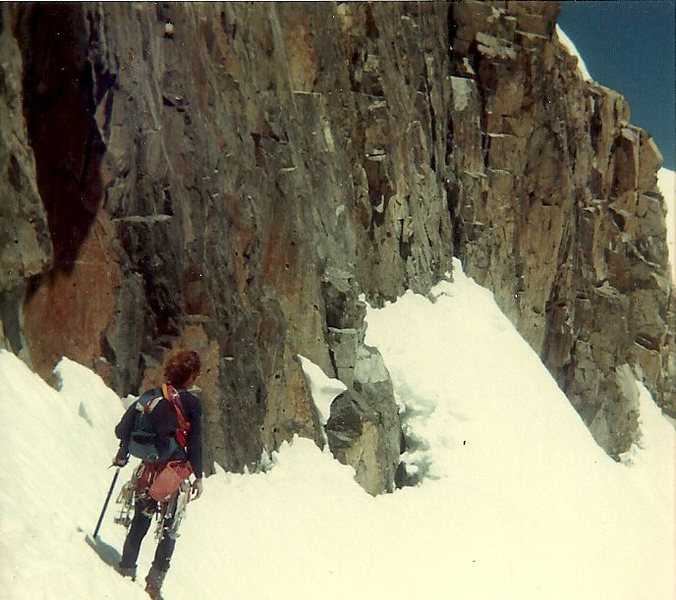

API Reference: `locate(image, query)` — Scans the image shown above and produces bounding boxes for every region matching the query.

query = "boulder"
[326,357,403,496]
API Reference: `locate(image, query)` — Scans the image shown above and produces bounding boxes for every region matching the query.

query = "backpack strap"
[161,383,190,448]
[142,394,163,413]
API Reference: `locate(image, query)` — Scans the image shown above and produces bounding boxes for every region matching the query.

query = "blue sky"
[558,1,675,170]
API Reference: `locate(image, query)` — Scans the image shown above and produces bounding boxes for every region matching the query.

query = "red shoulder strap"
[162,383,190,447]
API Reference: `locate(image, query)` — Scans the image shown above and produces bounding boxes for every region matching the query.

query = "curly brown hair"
[164,349,201,388]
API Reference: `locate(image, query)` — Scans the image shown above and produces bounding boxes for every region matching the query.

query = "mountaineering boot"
[145,566,167,600]
[114,564,137,581]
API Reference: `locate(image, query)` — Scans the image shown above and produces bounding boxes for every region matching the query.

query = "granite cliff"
[1,1,672,493]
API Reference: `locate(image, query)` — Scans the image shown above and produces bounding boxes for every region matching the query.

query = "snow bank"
[297,355,346,424]
[365,261,675,599]
[0,352,143,599]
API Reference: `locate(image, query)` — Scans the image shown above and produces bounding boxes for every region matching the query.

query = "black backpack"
[127,388,179,462]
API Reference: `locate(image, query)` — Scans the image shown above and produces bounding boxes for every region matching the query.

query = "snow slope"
[1,261,673,600]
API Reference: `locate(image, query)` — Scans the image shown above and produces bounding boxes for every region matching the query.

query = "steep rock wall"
[447,1,673,456]
[0,9,52,358]
[1,1,672,486]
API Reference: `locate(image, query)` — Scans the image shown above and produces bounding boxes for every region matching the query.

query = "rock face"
[0,1,672,489]
[447,1,673,457]
[0,11,52,359]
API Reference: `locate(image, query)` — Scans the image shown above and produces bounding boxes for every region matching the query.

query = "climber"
[112,349,204,600]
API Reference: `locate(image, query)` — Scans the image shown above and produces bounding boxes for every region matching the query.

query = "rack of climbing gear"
[153,479,191,541]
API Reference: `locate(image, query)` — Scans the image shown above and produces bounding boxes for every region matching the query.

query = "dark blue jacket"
[115,387,203,478]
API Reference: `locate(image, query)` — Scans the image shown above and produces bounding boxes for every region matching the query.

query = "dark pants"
[120,497,176,572]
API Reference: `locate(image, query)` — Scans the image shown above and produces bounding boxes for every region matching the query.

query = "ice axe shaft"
[93,467,120,539]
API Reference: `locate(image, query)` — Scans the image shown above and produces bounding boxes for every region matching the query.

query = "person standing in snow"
[112,349,204,600]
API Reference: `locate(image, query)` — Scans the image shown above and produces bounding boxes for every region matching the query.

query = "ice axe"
[92,466,120,539]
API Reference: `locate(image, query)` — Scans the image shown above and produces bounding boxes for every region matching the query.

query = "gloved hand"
[190,477,204,500]
[112,454,128,467]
